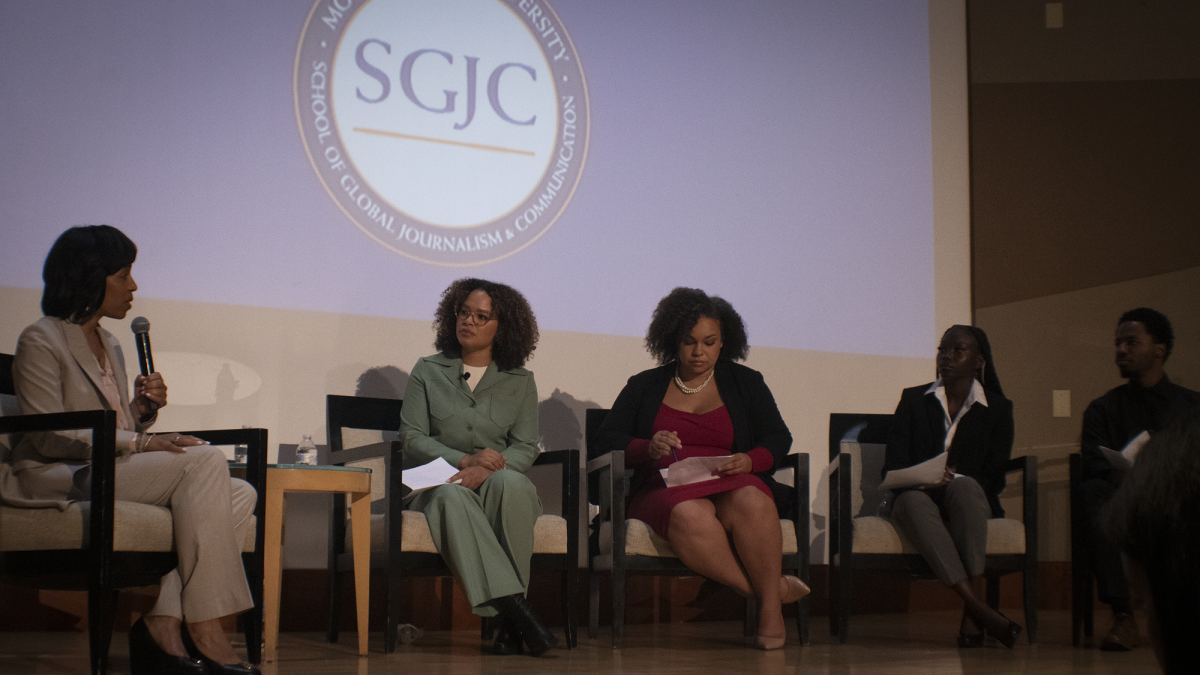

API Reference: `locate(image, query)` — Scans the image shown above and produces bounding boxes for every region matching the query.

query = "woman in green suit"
[399,278,555,656]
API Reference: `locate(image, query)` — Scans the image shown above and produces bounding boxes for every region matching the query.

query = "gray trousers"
[405,469,542,617]
[109,446,256,622]
[892,476,989,586]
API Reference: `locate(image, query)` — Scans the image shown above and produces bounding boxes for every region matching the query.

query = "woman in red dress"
[597,287,808,649]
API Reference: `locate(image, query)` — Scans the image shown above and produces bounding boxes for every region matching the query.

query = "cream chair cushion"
[597,518,800,558]
[0,501,255,553]
[347,510,569,555]
[850,515,1025,555]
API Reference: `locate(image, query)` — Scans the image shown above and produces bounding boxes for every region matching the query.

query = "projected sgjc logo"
[295,0,588,265]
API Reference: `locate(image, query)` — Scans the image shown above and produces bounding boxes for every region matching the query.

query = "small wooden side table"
[262,464,372,661]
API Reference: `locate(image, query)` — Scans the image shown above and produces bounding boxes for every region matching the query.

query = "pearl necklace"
[674,368,714,394]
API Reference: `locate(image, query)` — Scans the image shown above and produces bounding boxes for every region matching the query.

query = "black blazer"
[596,360,794,516]
[882,383,1014,517]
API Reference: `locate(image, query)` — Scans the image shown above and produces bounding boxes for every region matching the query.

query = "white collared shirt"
[926,378,989,453]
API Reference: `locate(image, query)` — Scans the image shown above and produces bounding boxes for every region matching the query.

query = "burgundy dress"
[626,404,774,539]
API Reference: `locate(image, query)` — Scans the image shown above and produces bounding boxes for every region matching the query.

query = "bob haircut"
[41,225,138,323]
[644,287,749,365]
[433,278,539,371]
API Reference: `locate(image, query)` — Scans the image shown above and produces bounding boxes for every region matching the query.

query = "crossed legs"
[667,487,787,640]
[116,446,256,665]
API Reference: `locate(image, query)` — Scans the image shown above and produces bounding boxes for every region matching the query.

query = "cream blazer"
[1,316,155,507]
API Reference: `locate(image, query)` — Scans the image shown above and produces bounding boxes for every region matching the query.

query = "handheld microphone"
[130,316,154,376]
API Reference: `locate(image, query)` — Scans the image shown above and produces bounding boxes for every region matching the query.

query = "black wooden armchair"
[827,412,1038,644]
[585,408,811,647]
[323,394,579,652]
[1,352,268,674]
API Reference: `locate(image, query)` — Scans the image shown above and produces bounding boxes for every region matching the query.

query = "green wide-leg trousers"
[405,469,542,616]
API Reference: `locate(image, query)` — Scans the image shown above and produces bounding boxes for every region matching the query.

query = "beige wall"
[979,266,1200,561]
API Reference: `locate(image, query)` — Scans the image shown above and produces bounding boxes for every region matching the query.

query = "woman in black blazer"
[883,325,1021,648]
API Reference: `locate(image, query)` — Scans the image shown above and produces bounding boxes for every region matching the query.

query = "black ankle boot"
[492,594,557,657]
[180,623,260,675]
[491,620,524,656]
[128,618,205,675]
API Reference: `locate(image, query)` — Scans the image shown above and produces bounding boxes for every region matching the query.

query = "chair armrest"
[0,410,119,579]
[585,450,625,560]
[533,449,580,561]
[780,453,810,578]
[1004,455,1038,560]
[828,452,854,563]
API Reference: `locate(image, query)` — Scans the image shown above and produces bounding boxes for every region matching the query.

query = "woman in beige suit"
[5,226,257,675]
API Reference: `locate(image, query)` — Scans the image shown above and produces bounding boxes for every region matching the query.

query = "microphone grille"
[130,316,151,334]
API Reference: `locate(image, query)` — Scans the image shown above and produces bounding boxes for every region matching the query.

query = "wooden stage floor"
[0,610,1161,674]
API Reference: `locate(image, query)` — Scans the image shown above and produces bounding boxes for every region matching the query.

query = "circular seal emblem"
[295,0,588,265]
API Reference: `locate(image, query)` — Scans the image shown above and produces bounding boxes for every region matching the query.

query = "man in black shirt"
[1079,308,1200,651]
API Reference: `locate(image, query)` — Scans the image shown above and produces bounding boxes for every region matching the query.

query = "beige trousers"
[109,446,255,622]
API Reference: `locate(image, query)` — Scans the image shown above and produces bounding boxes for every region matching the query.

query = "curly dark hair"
[433,278,539,371]
[644,287,749,365]
[42,225,138,323]
[1119,307,1174,361]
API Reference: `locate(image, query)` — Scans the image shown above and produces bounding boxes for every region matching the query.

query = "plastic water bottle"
[233,424,249,463]
[296,434,318,466]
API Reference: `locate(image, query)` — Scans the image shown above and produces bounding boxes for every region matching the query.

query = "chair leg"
[88,588,118,675]
[588,572,600,640]
[384,563,403,654]
[611,567,625,648]
[242,550,263,664]
[1025,563,1038,644]
[563,568,578,648]
[326,567,342,644]
[835,564,851,644]
[743,597,758,638]
[1083,572,1094,638]
[797,593,810,646]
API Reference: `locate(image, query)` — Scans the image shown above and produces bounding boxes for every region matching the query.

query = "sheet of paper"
[659,456,730,487]
[880,452,948,490]
[402,457,462,492]
[1101,430,1150,471]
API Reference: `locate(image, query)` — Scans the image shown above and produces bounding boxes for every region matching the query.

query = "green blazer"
[399,353,540,474]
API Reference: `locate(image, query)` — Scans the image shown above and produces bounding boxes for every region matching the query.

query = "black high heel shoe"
[956,632,985,648]
[180,623,260,675]
[985,616,1022,650]
[492,594,557,657]
[128,617,205,675]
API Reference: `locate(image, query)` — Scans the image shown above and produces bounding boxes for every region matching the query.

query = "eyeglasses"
[457,308,495,325]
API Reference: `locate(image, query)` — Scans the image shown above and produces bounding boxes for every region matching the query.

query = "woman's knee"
[669,500,721,538]
[892,489,939,523]
[944,477,989,514]
[230,478,256,519]
[719,487,777,524]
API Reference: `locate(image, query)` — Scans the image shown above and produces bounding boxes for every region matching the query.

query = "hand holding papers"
[402,457,463,492]
[659,456,731,487]
[880,452,951,490]
[1100,430,1150,471]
